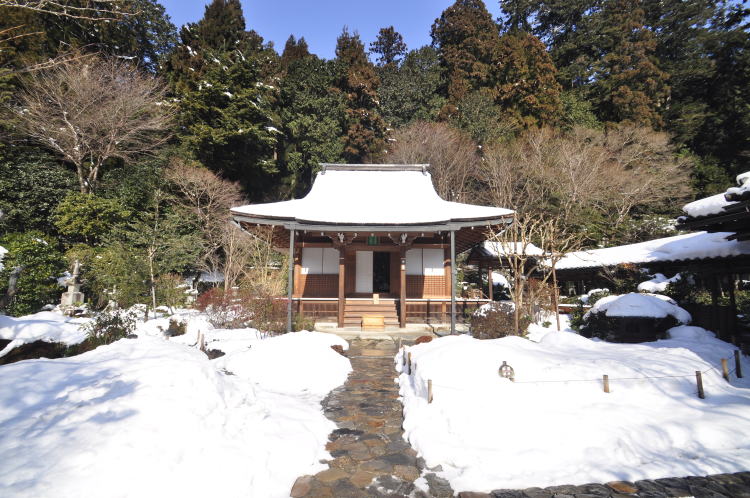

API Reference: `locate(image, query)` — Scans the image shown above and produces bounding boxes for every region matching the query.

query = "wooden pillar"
[710,274,721,340]
[450,229,456,335]
[337,247,345,328]
[287,226,295,333]
[400,247,407,328]
[728,272,738,344]
[487,265,493,301]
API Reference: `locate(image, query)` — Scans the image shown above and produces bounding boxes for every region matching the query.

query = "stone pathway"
[290,338,453,498]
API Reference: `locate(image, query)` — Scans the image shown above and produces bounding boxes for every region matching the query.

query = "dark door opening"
[373,252,390,293]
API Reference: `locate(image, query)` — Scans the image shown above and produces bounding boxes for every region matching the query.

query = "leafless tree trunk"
[12,52,171,193]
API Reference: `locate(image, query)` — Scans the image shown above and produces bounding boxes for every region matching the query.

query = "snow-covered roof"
[682,170,750,218]
[587,293,691,324]
[556,231,750,270]
[231,164,512,228]
[0,245,6,270]
[482,240,545,257]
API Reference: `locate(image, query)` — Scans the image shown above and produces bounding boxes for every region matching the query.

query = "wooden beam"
[338,248,345,328]
[400,247,406,328]
[488,266,493,301]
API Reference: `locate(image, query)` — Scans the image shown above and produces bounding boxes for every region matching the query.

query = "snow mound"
[0,334,349,497]
[217,331,350,397]
[637,273,681,293]
[0,311,90,358]
[397,332,750,492]
[588,293,691,324]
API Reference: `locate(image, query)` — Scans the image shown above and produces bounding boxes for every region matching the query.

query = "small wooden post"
[428,379,433,403]
[199,331,205,352]
[735,350,743,379]
[696,371,705,399]
[721,358,730,381]
[407,352,412,375]
[401,347,406,367]
[398,337,402,350]
[603,374,610,393]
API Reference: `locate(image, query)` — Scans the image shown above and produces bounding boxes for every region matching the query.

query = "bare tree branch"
[12,51,173,193]
[386,121,480,202]
[0,0,133,20]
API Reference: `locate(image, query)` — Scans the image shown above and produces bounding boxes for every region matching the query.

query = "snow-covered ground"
[0,310,351,498]
[0,311,89,358]
[397,326,750,493]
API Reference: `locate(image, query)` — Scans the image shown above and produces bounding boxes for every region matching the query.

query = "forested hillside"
[0,0,748,314]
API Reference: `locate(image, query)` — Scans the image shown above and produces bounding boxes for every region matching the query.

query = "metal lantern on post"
[499,361,515,382]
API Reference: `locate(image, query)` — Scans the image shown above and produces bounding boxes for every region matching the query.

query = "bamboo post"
[735,350,743,379]
[407,352,412,375]
[428,379,433,403]
[721,358,730,381]
[696,371,705,399]
[603,374,610,393]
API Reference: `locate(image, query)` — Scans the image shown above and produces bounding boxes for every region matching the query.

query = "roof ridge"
[319,163,430,173]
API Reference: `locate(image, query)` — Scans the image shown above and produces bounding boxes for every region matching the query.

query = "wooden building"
[230,164,513,331]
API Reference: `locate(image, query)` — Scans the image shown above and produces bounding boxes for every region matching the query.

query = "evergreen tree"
[280,35,311,70]
[334,28,386,162]
[493,31,562,127]
[500,0,601,89]
[377,46,446,128]
[176,49,280,199]
[592,0,669,127]
[168,0,281,199]
[278,55,346,196]
[370,26,407,67]
[431,0,501,108]
[642,0,718,146]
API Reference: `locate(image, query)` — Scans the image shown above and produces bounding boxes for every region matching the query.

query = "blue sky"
[160,0,503,60]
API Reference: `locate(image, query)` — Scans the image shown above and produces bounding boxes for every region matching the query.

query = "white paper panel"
[405,249,422,275]
[423,248,444,276]
[322,248,340,275]
[301,247,322,275]
[356,251,373,293]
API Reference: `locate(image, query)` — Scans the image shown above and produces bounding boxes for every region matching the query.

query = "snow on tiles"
[0,314,351,498]
[396,330,750,494]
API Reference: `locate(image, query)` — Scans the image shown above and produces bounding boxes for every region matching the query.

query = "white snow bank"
[579,288,608,304]
[397,331,750,493]
[0,311,89,358]
[491,271,509,289]
[217,331,350,397]
[588,293,691,324]
[637,273,681,293]
[0,333,350,497]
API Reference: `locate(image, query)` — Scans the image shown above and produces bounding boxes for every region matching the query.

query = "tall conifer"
[334,28,386,162]
[431,0,501,108]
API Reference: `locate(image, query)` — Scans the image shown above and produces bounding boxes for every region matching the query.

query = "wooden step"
[344,305,398,312]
